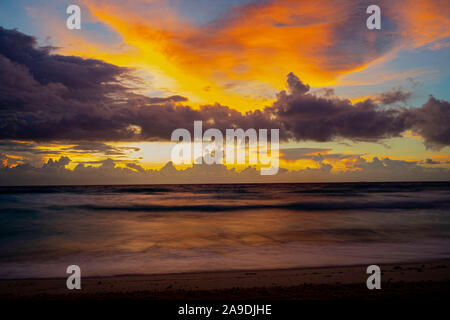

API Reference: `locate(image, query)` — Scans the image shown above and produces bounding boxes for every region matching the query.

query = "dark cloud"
[279,147,361,162]
[281,148,331,161]
[0,27,273,141]
[0,141,38,153]
[286,72,310,95]
[0,27,449,150]
[62,142,140,155]
[0,141,139,158]
[377,87,412,105]
[423,158,440,165]
[0,26,140,141]
[42,156,70,169]
[146,95,188,103]
[406,96,450,149]
[267,73,449,149]
[267,72,410,142]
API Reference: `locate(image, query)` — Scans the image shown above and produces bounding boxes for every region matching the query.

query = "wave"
[1,181,449,195]
[46,197,450,212]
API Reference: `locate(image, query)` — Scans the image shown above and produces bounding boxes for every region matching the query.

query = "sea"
[0,182,449,279]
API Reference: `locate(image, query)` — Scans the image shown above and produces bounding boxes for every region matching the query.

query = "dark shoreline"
[2,259,449,301]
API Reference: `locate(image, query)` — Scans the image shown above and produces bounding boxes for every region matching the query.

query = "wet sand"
[1,260,449,301]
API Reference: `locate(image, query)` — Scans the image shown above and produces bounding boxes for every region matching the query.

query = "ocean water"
[0,182,449,279]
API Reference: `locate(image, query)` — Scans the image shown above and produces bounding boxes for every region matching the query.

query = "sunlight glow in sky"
[0,0,449,182]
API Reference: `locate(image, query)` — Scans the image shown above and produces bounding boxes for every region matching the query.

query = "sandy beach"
[1,259,449,301]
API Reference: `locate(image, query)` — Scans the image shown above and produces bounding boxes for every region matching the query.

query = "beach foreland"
[1,260,449,301]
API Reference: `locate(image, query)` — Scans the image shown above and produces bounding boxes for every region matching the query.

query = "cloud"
[42,156,70,169]
[126,162,145,172]
[0,27,140,141]
[268,73,449,149]
[423,158,440,165]
[280,148,331,161]
[1,155,448,186]
[406,96,450,149]
[280,147,360,165]
[146,95,189,104]
[83,0,448,95]
[267,73,411,142]
[394,0,450,48]
[62,142,140,155]
[0,141,141,165]
[0,27,449,150]
[376,87,413,105]
[0,27,274,141]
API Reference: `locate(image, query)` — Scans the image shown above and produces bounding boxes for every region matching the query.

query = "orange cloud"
[394,0,450,48]
[53,0,450,111]
[77,0,367,110]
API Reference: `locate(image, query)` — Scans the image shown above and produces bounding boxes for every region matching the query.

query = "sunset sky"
[0,0,449,184]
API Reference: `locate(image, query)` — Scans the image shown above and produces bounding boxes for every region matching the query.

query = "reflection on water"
[0,182,449,278]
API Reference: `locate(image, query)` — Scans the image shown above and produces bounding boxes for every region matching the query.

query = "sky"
[0,0,449,185]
